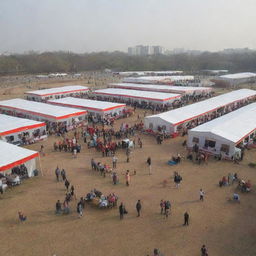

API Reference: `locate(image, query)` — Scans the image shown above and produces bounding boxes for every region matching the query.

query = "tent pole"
[38,155,43,177]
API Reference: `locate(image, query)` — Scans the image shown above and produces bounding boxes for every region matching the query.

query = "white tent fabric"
[189,103,256,144]
[123,76,194,84]
[26,85,89,96]
[93,88,181,103]
[0,140,39,176]
[110,83,212,95]
[0,98,87,121]
[0,114,45,136]
[48,97,126,112]
[187,103,256,158]
[145,89,256,133]
[219,72,256,79]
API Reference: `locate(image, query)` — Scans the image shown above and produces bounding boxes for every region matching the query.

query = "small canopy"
[0,140,39,172]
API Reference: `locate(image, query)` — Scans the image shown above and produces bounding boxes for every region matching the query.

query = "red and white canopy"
[0,140,39,172]
[25,85,89,97]
[0,114,45,136]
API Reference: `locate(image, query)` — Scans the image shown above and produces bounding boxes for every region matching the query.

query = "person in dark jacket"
[183,211,189,226]
[136,200,142,217]
[119,202,125,220]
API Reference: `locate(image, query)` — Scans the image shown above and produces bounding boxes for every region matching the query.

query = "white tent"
[92,88,181,105]
[48,97,126,117]
[25,85,89,101]
[0,99,87,126]
[0,140,39,177]
[0,114,46,144]
[187,103,256,159]
[123,75,194,84]
[213,72,256,86]
[144,89,256,134]
[110,83,212,96]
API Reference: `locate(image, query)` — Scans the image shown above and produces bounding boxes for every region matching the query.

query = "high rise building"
[127,45,165,56]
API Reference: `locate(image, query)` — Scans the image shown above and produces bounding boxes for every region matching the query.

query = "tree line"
[0,51,256,75]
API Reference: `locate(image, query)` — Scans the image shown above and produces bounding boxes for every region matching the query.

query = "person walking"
[199,189,205,201]
[65,179,70,191]
[201,245,208,256]
[126,148,131,163]
[136,200,142,217]
[160,200,165,215]
[18,211,27,223]
[61,169,66,181]
[147,157,152,175]
[112,155,117,169]
[183,211,189,226]
[55,166,60,182]
[119,202,125,220]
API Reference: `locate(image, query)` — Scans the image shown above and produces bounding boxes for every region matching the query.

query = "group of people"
[53,137,81,157]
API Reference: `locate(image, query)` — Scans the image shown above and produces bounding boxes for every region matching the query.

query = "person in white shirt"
[199,189,205,201]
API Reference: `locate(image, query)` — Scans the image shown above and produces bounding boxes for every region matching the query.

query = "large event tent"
[92,88,181,105]
[109,83,212,96]
[0,140,39,177]
[0,114,46,144]
[48,97,126,119]
[115,71,183,76]
[0,99,87,127]
[187,103,256,159]
[213,72,256,87]
[25,85,89,101]
[123,76,194,85]
[144,89,256,134]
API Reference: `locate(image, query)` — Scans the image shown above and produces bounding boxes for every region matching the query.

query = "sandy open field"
[0,77,256,256]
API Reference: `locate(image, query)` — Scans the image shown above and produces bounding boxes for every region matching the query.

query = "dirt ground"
[0,79,256,256]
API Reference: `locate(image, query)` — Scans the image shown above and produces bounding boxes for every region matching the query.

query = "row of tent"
[144,89,256,159]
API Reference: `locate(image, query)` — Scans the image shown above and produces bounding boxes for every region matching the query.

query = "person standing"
[147,157,152,175]
[61,169,66,181]
[136,200,142,217]
[55,200,62,214]
[125,170,130,186]
[65,179,70,191]
[77,201,83,218]
[119,202,124,220]
[199,189,205,201]
[112,155,117,169]
[201,245,208,256]
[160,200,165,215]
[126,148,131,163]
[55,166,60,182]
[164,200,171,218]
[183,211,189,226]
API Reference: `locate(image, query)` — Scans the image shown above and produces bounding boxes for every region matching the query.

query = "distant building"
[127,45,165,56]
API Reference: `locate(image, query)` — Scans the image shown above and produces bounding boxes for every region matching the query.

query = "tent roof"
[219,72,256,79]
[0,140,39,171]
[0,99,87,120]
[48,97,126,112]
[110,83,212,93]
[26,85,89,96]
[190,103,256,144]
[93,88,181,101]
[146,89,256,125]
[0,114,45,136]
[123,76,194,83]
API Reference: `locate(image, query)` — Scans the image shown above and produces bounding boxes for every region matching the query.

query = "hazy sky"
[1,0,256,54]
